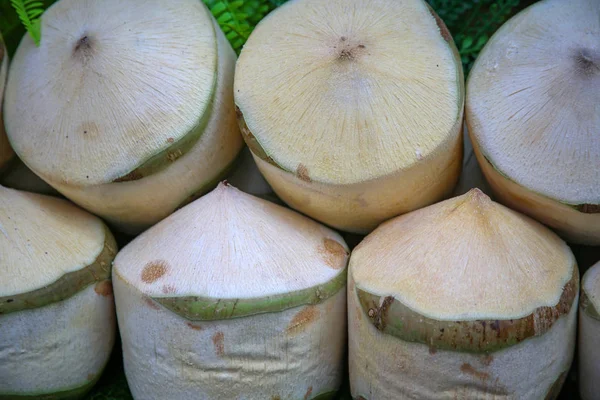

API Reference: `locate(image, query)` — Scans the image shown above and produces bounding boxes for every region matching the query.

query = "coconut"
[234,0,464,234]
[0,33,13,172]
[466,0,600,245]
[348,188,578,399]
[113,182,349,399]
[0,186,117,398]
[579,261,600,400]
[3,0,243,234]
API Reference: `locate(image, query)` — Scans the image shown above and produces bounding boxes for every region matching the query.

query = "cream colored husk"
[348,189,578,399]
[348,276,577,400]
[235,0,464,234]
[579,261,600,400]
[0,35,12,171]
[466,0,600,245]
[113,183,348,399]
[0,285,116,397]
[4,0,242,234]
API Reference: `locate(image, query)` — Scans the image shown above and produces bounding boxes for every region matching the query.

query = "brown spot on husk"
[368,296,394,331]
[287,306,319,334]
[212,331,225,356]
[481,354,494,366]
[545,370,569,400]
[297,163,311,182]
[78,121,100,138]
[94,280,113,297]
[235,106,278,167]
[460,363,490,380]
[428,7,452,42]
[145,298,160,310]
[167,137,175,143]
[167,149,183,162]
[186,322,202,331]
[319,238,348,269]
[429,346,437,355]
[73,35,94,56]
[304,386,313,400]
[576,204,600,214]
[162,285,177,294]
[141,261,168,283]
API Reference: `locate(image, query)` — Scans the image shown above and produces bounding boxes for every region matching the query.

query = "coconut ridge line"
[0,225,117,315]
[114,266,347,321]
[353,264,578,354]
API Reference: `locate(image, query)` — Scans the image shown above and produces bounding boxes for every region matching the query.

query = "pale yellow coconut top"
[0,186,107,296]
[583,261,600,312]
[4,0,217,186]
[114,182,349,298]
[467,0,599,205]
[350,189,575,320]
[235,0,462,185]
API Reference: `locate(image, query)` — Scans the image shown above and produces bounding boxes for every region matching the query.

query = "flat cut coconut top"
[467,0,599,205]
[583,262,600,316]
[4,0,217,186]
[115,182,349,300]
[351,189,575,321]
[0,186,107,297]
[235,0,462,185]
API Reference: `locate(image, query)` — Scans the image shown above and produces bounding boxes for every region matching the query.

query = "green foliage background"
[0,0,559,399]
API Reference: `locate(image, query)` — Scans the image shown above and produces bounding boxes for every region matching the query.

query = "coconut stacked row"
[0,0,598,399]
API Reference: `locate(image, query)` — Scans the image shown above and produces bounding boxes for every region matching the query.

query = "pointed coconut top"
[4,0,218,186]
[235,0,463,186]
[0,186,116,311]
[582,261,600,319]
[467,0,599,206]
[114,182,349,320]
[352,189,576,320]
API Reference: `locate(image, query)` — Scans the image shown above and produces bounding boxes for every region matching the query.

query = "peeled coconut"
[3,0,243,234]
[348,189,578,399]
[0,33,12,172]
[580,261,600,400]
[0,186,117,398]
[234,0,464,234]
[113,182,349,399]
[466,0,600,245]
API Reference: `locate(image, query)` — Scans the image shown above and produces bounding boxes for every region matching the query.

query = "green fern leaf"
[10,0,44,46]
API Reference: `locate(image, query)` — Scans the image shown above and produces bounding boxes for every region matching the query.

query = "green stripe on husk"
[356,266,578,353]
[154,268,347,321]
[0,226,117,315]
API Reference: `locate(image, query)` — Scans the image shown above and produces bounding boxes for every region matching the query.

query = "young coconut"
[0,33,13,173]
[466,0,600,245]
[234,0,464,234]
[0,186,117,398]
[113,182,349,399]
[3,0,243,234]
[348,188,578,399]
[579,261,600,400]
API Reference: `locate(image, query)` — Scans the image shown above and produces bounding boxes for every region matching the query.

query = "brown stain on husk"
[319,238,348,269]
[145,297,160,310]
[577,204,600,214]
[304,386,313,400]
[212,331,225,356]
[297,163,311,182]
[94,280,113,297]
[287,305,320,334]
[186,322,202,331]
[460,363,490,380]
[141,261,168,283]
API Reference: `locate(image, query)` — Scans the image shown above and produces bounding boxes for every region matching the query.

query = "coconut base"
[252,132,462,234]
[348,279,577,400]
[470,131,600,246]
[0,284,116,398]
[113,272,347,400]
